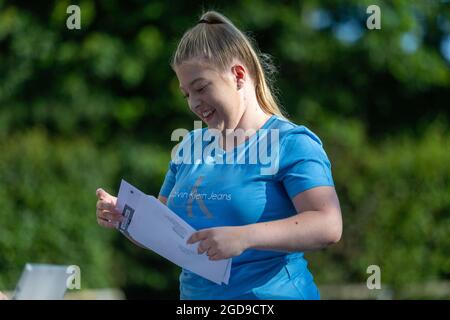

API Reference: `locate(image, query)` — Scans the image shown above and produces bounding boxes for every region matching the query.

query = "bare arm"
[243,186,342,252]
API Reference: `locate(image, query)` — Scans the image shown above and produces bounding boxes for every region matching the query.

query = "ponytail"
[171,10,287,118]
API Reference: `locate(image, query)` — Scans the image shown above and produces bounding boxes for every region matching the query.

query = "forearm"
[243,210,342,253]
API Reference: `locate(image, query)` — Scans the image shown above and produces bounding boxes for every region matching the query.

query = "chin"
[206,120,223,131]
[207,124,220,131]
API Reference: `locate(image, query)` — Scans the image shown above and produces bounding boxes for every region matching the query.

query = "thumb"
[187,230,207,244]
[187,232,198,244]
[96,188,109,200]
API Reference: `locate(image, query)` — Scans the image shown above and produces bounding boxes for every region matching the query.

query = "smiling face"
[174,58,246,131]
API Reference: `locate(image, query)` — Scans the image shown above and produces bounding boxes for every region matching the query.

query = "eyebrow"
[179,77,206,91]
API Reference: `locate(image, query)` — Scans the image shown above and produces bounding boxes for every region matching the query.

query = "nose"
[189,96,202,111]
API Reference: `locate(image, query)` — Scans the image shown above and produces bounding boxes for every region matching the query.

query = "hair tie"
[198,18,222,25]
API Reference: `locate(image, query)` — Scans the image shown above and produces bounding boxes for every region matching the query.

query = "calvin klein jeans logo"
[186,176,213,219]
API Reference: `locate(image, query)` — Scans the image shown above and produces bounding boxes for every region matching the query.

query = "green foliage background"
[0,0,449,298]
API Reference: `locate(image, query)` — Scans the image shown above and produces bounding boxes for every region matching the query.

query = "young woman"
[96,11,342,300]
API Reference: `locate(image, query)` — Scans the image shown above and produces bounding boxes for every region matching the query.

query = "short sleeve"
[277,127,334,198]
[159,160,177,197]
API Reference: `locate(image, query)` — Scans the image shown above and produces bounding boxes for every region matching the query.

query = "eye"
[181,84,208,99]
[197,84,208,93]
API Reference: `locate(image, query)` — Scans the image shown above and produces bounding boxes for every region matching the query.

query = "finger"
[100,216,119,229]
[198,240,211,254]
[96,200,116,211]
[105,211,123,222]
[97,217,119,229]
[206,247,217,257]
[97,209,123,222]
[209,253,221,261]
[99,210,124,222]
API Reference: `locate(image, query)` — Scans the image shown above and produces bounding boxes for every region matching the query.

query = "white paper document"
[116,179,231,285]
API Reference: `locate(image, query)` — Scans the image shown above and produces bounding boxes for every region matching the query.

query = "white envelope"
[116,179,231,285]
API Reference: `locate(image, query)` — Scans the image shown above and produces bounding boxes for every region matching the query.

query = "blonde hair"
[171,10,287,118]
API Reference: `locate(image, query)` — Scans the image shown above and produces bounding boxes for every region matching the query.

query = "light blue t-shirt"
[159,115,334,299]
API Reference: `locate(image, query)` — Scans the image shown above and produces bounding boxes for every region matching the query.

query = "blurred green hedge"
[1,0,449,298]
[306,115,450,291]
[0,127,179,297]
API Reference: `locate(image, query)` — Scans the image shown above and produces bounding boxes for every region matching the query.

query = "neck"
[220,92,272,151]
[235,105,271,132]
[235,86,272,131]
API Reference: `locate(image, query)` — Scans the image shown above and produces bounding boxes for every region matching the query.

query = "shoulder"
[270,116,325,152]
[271,117,334,188]
[171,127,207,164]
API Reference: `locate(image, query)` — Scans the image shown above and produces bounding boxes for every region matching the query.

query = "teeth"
[202,110,213,118]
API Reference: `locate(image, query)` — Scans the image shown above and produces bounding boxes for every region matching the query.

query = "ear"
[231,64,246,90]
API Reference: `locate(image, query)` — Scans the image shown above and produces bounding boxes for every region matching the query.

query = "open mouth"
[201,109,216,122]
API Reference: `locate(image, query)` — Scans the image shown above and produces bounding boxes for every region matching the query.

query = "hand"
[96,188,123,229]
[0,291,8,300]
[186,226,249,260]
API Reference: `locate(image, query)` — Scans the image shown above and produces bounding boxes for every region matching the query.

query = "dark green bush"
[1,1,449,298]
